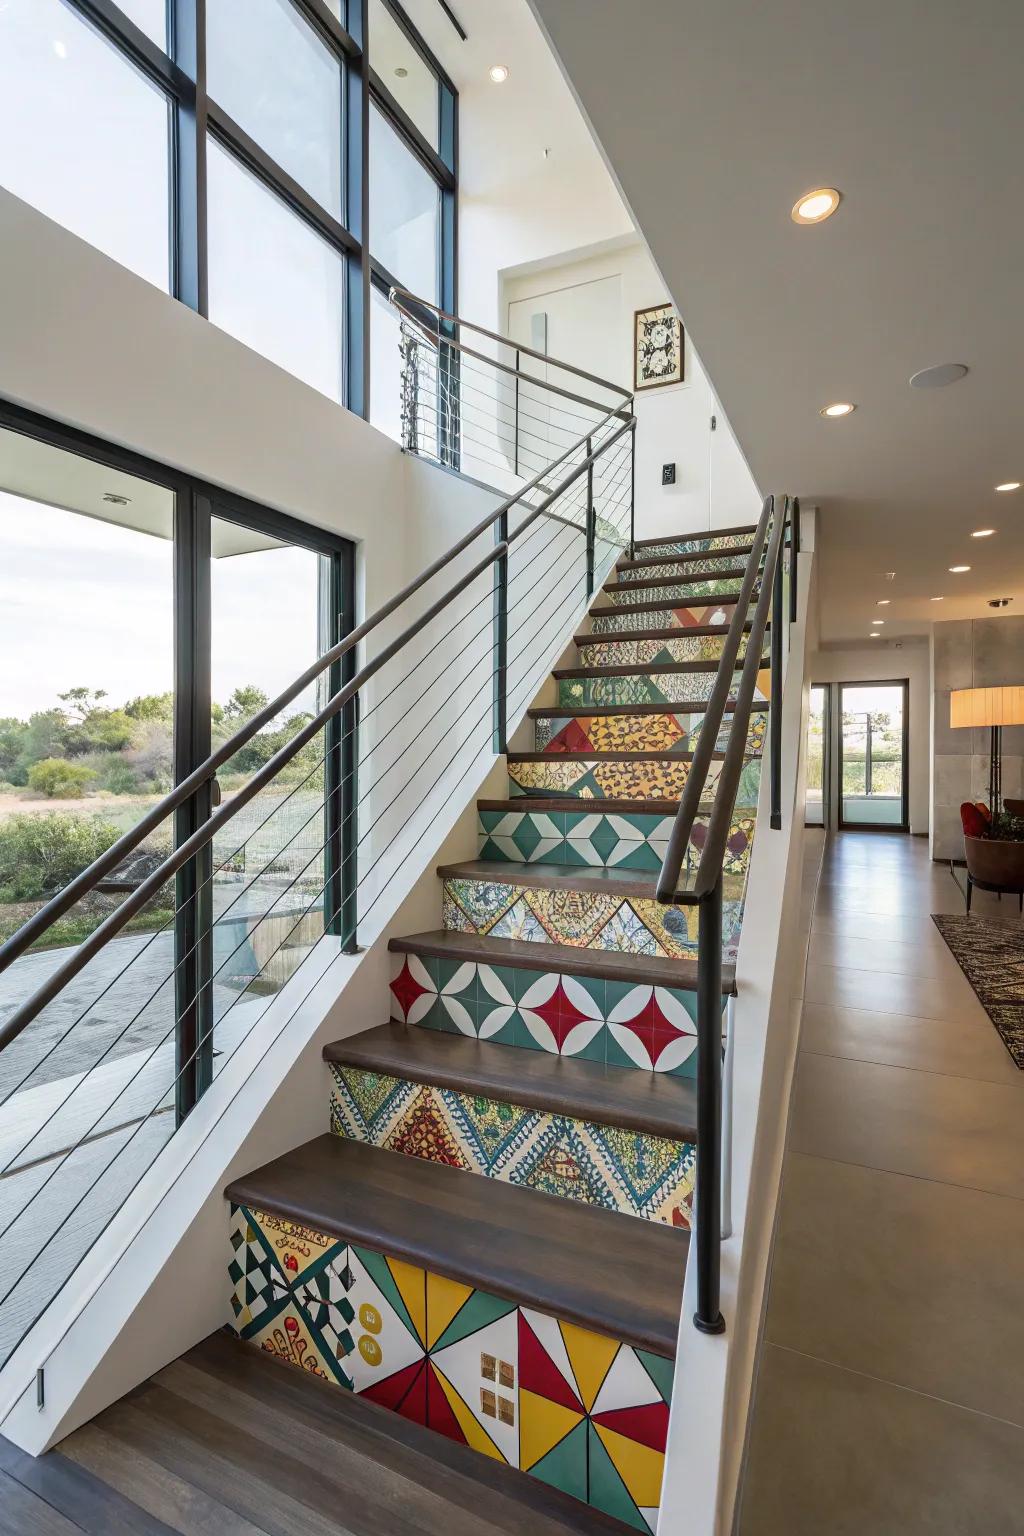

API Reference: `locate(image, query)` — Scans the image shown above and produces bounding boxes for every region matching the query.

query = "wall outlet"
[662,463,676,485]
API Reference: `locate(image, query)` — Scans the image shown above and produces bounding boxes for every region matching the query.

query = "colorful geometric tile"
[607,574,753,604]
[228,1208,671,1530]
[507,754,720,801]
[557,668,770,708]
[589,607,750,637]
[330,1065,695,1225]
[630,531,752,556]
[578,633,752,667]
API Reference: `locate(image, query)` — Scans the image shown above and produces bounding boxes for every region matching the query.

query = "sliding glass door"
[838,681,908,830]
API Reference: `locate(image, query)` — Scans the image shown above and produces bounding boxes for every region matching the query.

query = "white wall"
[809,640,930,836]
[501,242,760,540]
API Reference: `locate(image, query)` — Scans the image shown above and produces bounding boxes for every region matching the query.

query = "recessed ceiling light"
[884,572,896,580]
[869,632,880,638]
[488,64,510,83]
[394,65,408,78]
[971,529,996,538]
[876,599,890,605]
[791,188,841,225]
[872,620,885,626]
[909,363,968,388]
[995,482,1020,493]
[931,596,944,601]
[820,401,855,418]
[949,565,971,573]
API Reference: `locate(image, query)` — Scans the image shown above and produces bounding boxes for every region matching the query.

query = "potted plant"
[960,802,1024,913]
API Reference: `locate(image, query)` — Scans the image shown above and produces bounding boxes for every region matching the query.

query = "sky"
[0,492,321,722]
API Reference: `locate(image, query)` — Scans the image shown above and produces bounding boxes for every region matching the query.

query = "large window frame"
[0,394,357,1121]
[61,0,457,417]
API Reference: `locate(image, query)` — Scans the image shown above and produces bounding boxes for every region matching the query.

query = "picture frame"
[634,303,684,391]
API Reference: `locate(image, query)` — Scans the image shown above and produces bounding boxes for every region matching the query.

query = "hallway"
[741,830,1024,1534]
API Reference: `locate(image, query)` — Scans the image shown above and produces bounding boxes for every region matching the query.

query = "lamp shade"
[950,686,1024,729]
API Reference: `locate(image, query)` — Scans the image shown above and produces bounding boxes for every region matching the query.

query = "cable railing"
[654,493,798,1334]
[0,291,635,1373]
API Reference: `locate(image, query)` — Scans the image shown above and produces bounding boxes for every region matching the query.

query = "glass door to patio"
[838,680,909,830]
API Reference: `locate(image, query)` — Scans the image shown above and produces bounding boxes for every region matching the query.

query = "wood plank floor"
[0,1331,638,1535]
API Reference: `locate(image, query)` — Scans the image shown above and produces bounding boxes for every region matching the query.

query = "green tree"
[0,812,119,901]
[222,685,270,723]
[125,692,174,724]
[0,717,26,780]
[28,759,95,798]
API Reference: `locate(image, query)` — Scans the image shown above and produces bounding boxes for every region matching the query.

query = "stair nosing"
[616,544,756,572]
[506,748,723,763]
[478,795,717,814]
[630,523,757,549]
[527,701,740,718]
[324,1022,699,1142]
[554,657,768,679]
[579,620,751,638]
[603,571,751,593]
[388,929,737,994]
[225,1135,686,1358]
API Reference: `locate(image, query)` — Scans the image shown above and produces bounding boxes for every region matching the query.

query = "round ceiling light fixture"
[949,565,971,573]
[971,528,996,538]
[988,598,1013,609]
[877,599,890,605]
[488,64,510,83]
[995,482,1020,493]
[909,362,968,389]
[820,401,856,418]
[869,632,880,638]
[791,188,841,225]
[931,596,944,602]
[394,65,408,77]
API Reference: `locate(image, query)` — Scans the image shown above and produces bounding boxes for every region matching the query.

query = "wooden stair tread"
[554,657,768,679]
[506,748,722,763]
[598,571,750,596]
[579,622,750,641]
[478,795,715,814]
[324,1022,699,1141]
[190,1332,641,1536]
[630,522,757,549]
[389,929,737,994]
[527,701,739,718]
[226,1136,686,1358]
[617,543,755,571]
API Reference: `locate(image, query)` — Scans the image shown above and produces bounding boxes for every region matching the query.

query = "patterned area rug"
[932,914,1024,1069]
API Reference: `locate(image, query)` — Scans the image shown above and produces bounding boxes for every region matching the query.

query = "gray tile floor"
[740,831,1024,1536]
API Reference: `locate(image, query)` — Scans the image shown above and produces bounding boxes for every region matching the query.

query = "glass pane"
[118,0,169,48]
[368,0,439,149]
[806,684,825,826]
[370,285,403,441]
[207,141,345,402]
[209,520,330,1015]
[370,103,439,301]
[207,0,343,218]
[841,683,905,826]
[0,0,171,290]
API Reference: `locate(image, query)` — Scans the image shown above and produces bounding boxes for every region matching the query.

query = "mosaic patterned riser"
[390,952,707,1075]
[329,1066,696,1228]
[636,533,751,555]
[508,755,718,801]
[590,607,747,636]
[607,579,758,608]
[618,561,748,584]
[442,876,745,960]
[579,636,751,668]
[479,808,756,878]
[558,671,770,708]
[230,1204,670,1532]
[534,708,768,759]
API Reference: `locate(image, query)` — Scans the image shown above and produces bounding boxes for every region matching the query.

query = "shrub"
[27,759,95,799]
[98,760,144,795]
[0,812,120,901]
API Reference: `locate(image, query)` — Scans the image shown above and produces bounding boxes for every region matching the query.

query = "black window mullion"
[345,0,370,417]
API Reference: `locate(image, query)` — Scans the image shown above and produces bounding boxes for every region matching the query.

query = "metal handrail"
[389,285,633,406]
[0,332,633,987]
[0,408,634,1053]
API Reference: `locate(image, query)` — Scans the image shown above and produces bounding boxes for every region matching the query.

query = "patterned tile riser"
[558,673,771,708]
[637,533,751,555]
[590,607,747,636]
[478,808,757,879]
[389,951,709,1076]
[607,577,755,605]
[617,554,746,580]
[533,708,768,757]
[508,754,762,804]
[229,1203,671,1532]
[329,1066,696,1229]
[579,635,751,668]
[441,875,746,960]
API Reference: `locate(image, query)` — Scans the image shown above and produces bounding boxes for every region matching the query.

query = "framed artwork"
[634,304,684,390]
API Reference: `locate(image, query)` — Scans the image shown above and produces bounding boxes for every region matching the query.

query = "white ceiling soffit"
[527,0,1024,642]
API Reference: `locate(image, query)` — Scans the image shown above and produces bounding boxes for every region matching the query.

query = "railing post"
[629,417,636,560]
[513,348,520,478]
[694,878,726,1334]
[585,435,595,597]
[769,504,785,830]
[494,511,509,753]
[789,495,800,626]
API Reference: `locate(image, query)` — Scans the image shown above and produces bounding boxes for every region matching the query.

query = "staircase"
[224,521,769,1534]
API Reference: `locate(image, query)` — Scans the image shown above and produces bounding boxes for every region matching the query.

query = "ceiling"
[526,0,1024,643]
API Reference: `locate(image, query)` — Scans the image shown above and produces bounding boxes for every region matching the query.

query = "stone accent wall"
[932,617,1024,860]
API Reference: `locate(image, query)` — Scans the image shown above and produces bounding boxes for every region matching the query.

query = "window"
[207,0,343,219]
[370,104,439,302]
[207,142,345,402]
[0,0,171,290]
[0,0,457,419]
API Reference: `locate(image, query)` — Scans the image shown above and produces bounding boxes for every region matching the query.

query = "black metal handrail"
[651,495,795,1335]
